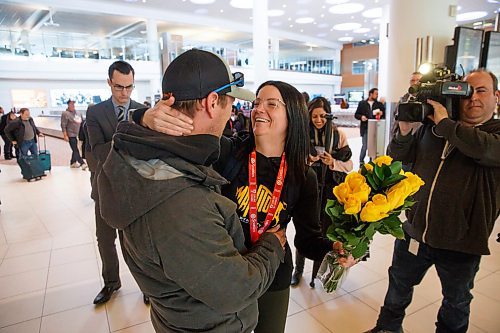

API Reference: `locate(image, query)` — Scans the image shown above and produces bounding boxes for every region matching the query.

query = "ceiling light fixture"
[456,11,488,21]
[353,27,371,33]
[362,7,382,18]
[230,0,253,9]
[326,0,349,4]
[295,17,315,24]
[338,36,353,42]
[268,9,285,17]
[190,0,215,4]
[329,3,365,15]
[333,22,362,30]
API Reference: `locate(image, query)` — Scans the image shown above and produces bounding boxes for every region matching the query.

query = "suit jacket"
[86,98,144,199]
[354,99,386,136]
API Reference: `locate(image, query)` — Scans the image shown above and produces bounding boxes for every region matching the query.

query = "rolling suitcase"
[18,154,45,181]
[38,136,51,172]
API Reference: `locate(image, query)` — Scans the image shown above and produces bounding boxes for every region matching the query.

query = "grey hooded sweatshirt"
[97,122,284,333]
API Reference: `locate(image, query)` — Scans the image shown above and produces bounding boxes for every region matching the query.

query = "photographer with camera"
[366,68,500,333]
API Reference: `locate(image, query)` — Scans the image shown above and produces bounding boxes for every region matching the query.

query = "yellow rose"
[371,194,391,214]
[364,163,373,172]
[333,183,351,205]
[344,195,362,215]
[345,172,366,190]
[373,155,393,167]
[386,180,412,210]
[360,200,390,222]
[404,172,425,195]
[351,182,371,204]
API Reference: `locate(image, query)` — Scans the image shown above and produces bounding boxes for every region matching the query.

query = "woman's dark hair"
[308,97,331,116]
[250,81,310,183]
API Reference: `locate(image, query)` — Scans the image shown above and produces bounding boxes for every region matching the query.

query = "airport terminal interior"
[0,0,499,332]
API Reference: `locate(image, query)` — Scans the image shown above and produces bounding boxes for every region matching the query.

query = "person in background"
[354,87,385,165]
[61,99,87,169]
[0,106,14,160]
[391,71,423,139]
[85,60,147,305]
[291,96,354,287]
[366,69,500,333]
[5,108,43,158]
[302,91,310,105]
[143,100,151,108]
[223,105,244,137]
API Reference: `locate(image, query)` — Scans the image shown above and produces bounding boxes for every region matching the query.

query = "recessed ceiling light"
[329,3,365,14]
[362,7,382,18]
[288,17,292,21]
[321,14,325,18]
[295,17,315,24]
[372,18,381,24]
[317,23,329,28]
[354,27,371,33]
[338,36,353,42]
[300,29,304,32]
[194,8,208,14]
[268,9,285,17]
[220,9,223,13]
[457,6,462,11]
[326,0,349,4]
[456,11,488,21]
[350,16,355,19]
[333,22,362,30]
[230,0,253,9]
[290,24,294,28]
[190,0,215,4]
[283,4,287,8]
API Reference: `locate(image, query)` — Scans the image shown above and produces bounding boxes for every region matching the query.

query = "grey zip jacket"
[97,122,284,332]
[388,117,500,255]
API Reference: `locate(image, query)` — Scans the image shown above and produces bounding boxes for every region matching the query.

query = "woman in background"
[291,96,354,288]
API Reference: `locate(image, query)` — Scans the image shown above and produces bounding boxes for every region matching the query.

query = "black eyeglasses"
[213,72,244,94]
[111,81,135,92]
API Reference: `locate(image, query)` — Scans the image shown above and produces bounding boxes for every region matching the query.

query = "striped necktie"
[117,106,125,122]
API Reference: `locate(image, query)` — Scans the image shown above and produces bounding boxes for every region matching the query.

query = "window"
[352,60,365,74]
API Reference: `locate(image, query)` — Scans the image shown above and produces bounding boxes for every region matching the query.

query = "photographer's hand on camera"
[426,99,449,125]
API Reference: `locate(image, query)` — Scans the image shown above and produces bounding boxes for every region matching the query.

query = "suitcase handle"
[37,134,47,152]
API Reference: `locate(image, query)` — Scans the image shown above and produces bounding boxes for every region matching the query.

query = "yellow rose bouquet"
[318,156,424,293]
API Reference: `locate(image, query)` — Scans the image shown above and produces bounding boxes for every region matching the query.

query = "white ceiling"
[0,0,498,53]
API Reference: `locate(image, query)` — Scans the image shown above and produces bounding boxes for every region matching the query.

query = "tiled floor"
[0,135,498,333]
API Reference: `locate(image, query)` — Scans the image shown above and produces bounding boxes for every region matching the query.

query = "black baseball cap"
[162,49,255,102]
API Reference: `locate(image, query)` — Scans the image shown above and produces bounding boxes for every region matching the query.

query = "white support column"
[146,19,159,62]
[253,0,269,86]
[270,37,280,70]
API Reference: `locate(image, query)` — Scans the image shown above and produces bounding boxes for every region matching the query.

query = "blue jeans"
[19,139,38,157]
[376,235,480,333]
[359,131,368,163]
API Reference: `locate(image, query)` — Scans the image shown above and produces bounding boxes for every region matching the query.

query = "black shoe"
[143,294,150,305]
[309,280,315,288]
[93,285,121,304]
[290,271,302,286]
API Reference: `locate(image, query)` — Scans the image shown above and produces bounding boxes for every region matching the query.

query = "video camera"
[396,65,473,123]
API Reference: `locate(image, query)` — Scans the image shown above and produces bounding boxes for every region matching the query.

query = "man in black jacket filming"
[366,69,500,333]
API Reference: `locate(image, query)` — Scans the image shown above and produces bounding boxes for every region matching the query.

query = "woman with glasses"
[136,80,356,332]
[291,96,354,288]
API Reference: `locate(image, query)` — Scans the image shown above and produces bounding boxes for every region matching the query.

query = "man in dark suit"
[86,61,147,305]
[354,87,385,165]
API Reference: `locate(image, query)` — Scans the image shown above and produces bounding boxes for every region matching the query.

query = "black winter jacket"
[388,118,500,255]
[5,117,40,146]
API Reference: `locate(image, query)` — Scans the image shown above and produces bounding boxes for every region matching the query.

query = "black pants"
[93,178,120,288]
[1,133,13,158]
[254,288,290,333]
[375,236,481,333]
[69,137,84,164]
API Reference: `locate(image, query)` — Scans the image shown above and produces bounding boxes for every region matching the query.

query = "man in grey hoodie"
[97,49,286,332]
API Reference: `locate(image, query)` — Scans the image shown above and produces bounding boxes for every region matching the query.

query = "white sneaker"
[81,163,88,170]
[70,162,80,168]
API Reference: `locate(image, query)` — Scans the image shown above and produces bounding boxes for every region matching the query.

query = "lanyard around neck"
[248,150,287,243]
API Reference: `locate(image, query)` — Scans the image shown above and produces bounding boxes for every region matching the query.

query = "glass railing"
[0,29,340,75]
